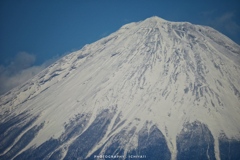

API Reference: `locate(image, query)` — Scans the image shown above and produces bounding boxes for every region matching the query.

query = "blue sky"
[0,0,240,94]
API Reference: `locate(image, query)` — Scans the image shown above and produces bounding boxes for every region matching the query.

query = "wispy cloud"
[200,10,240,44]
[202,11,240,35]
[3,52,36,75]
[0,52,57,95]
[214,12,240,35]
[99,31,110,38]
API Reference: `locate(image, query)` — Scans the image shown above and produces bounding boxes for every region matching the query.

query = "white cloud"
[0,52,58,95]
[200,10,240,44]
[202,11,240,35]
[215,12,240,35]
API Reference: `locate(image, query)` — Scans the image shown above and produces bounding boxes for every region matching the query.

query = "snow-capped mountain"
[0,16,240,160]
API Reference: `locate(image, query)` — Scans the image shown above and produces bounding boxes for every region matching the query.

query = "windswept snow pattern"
[0,16,240,160]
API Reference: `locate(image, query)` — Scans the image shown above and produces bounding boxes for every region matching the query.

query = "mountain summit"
[0,16,240,160]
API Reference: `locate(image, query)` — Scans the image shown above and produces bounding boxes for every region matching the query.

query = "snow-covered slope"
[0,16,240,160]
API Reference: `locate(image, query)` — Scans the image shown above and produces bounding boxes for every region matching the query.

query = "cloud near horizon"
[0,52,57,95]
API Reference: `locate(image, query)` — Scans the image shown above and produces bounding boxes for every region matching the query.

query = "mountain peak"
[140,16,168,26]
[146,16,168,22]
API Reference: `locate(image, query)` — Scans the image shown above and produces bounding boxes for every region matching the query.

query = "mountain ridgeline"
[0,16,240,160]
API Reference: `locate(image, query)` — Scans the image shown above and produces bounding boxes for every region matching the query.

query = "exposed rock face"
[177,121,215,160]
